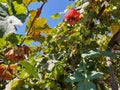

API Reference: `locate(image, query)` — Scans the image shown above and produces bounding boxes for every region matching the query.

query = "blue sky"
[17,0,74,34]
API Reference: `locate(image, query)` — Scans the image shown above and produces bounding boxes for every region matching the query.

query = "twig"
[106,30,120,90]
[106,57,118,90]
[89,0,110,29]
[19,1,47,46]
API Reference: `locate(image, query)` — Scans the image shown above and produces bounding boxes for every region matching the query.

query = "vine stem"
[19,1,47,46]
[106,57,118,90]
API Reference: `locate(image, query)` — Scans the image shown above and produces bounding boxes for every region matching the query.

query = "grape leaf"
[19,61,39,78]
[12,0,22,4]
[12,1,27,15]
[50,13,60,20]
[32,18,47,28]
[0,0,7,3]
[0,2,9,19]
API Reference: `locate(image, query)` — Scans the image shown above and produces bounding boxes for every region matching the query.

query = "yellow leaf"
[109,23,120,36]
[22,0,37,6]
[32,18,47,29]
[26,10,37,29]
[34,30,41,36]
[29,30,41,39]
[40,24,51,34]
[29,10,37,17]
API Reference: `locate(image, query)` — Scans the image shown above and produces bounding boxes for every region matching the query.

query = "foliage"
[0,0,120,90]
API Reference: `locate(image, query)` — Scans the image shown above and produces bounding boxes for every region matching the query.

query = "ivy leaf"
[50,13,60,20]
[12,1,27,15]
[19,61,39,78]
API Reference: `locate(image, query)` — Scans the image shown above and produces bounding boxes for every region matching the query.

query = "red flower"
[64,8,80,25]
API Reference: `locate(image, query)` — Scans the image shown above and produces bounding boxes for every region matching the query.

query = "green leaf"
[85,82,96,90]
[81,50,100,58]
[52,62,64,79]
[12,0,22,4]
[18,70,29,79]
[15,14,28,22]
[0,37,6,47]
[12,1,26,15]
[38,24,51,34]
[19,61,39,78]
[10,79,31,90]
[0,2,9,19]
[5,33,22,44]
[88,71,103,80]
[65,69,84,82]
[77,82,96,90]
[66,4,74,10]
[0,30,5,38]
[35,35,45,43]
[101,51,116,58]
[0,0,7,3]
[70,32,80,37]
[77,82,84,90]
[50,13,60,20]
[11,79,25,90]
[65,76,81,82]
[25,39,33,45]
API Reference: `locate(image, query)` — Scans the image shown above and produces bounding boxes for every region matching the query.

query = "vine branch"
[19,1,47,46]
